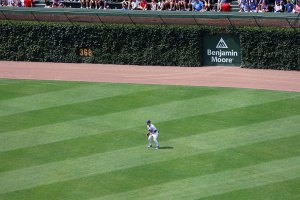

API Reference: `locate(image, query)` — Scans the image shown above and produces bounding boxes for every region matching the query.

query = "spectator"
[187,0,193,10]
[45,0,51,7]
[150,0,157,10]
[176,0,182,10]
[285,0,294,12]
[122,0,129,9]
[85,0,89,8]
[221,0,231,11]
[100,0,108,9]
[204,0,214,10]
[24,0,32,7]
[169,0,176,10]
[249,0,257,11]
[157,0,164,10]
[138,0,148,9]
[217,0,229,11]
[89,0,94,8]
[14,0,21,6]
[7,0,13,6]
[91,0,101,9]
[169,0,175,9]
[80,0,84,8]
[200,0,208,10]
[164,0,171,9]
[239,0,247,12]
[258,0,269,11]
[193,0,204,11]
[131,0,139,9]
[127,0,131,9]
[274,0,284,11]
[245,1,251,11]
[82,0,88,8]
[217,0,221,10]
[247,0,256,11]
[52,0,60,7]
[95,0,100,9]
[280,0,285,11]
[294,0,300,12]
[221,2,231,10]
[179,0,188,10]
[177,0,185,10]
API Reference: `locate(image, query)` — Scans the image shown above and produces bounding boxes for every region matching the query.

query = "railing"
[0,6,299,28]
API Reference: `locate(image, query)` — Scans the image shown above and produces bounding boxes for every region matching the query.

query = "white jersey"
[147,124,158,134]
[146,122,159,149]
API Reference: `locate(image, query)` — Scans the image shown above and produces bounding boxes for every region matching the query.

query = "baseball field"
[0,74,300,199]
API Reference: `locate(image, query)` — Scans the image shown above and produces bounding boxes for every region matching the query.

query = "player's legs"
[148,134,153,147]
[152,132,159,149]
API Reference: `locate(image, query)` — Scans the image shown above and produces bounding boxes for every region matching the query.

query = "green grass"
[0,78,299,200]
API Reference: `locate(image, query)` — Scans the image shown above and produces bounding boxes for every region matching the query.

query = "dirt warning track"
[0,61,299,92]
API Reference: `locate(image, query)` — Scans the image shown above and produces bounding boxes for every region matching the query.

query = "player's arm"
[146,131,151,137]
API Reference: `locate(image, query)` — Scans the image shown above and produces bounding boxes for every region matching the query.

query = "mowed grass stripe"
[199,177,300,200]
[1,135,298,200]
[0,79,85,101]
[1,98,300,171]
[94,156,300,200]
[0,83,160,117]
[0,115,299,194]
[1,90,298,152]
[0,85,231,134]
[0,86,231,151]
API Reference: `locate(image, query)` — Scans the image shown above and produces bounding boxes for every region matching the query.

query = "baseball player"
[146,120,159,149]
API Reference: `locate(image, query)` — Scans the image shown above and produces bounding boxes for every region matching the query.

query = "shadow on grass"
[159,146,174,150]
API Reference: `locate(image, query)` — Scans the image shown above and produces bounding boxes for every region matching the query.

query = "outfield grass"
[0,78,299,200]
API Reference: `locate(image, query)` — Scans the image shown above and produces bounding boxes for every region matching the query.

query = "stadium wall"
[0,21,299,70]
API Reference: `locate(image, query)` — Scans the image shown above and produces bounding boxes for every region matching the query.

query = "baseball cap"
[146,120,151,124]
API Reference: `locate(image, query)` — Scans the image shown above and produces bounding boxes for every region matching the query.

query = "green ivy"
[0,21,299,70]
[238,27,299,70]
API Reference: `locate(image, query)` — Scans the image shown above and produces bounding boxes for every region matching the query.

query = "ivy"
[0,21,299,70]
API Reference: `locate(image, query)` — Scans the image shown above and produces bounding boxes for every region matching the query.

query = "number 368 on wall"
[77,48,93,57]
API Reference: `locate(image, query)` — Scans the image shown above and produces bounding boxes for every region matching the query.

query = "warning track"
[0,61,299,92]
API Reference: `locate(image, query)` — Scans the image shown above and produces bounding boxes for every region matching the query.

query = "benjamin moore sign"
[203,35,241,66]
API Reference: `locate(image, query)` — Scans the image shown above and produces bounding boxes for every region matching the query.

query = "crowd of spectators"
[0,0,299,13]
[120,0,233,11]
[80,0,108,9]
[0,0,65,7]
[238,0,299,12]
[118,0,299,12]
[0,0,33,7]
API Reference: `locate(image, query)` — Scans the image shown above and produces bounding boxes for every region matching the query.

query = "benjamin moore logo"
[216,38,228,49]
[204,36,240,65]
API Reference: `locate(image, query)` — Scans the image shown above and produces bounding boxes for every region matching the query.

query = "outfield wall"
[0,21,299,70]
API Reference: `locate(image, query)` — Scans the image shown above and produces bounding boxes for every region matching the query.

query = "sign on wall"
[203,35,241,66]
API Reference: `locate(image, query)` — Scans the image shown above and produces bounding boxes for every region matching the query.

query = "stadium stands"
[0,5,299,28]
[0,0,299,28]
[0,0,270,11]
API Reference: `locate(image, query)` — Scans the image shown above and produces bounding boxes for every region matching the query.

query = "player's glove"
[146,132,150,137]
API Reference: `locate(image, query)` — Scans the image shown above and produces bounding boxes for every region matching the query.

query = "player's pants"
[148,131,159,147]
